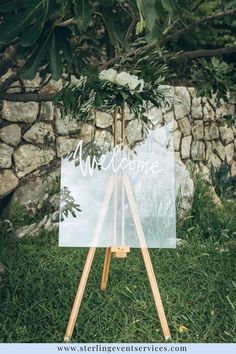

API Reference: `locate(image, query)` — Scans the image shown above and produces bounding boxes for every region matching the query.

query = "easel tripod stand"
[64,104,171,342]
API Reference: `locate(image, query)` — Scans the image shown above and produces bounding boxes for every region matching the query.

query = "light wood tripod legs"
[100,247,112,291]
[64,247,96,343]
[64,173,171,342]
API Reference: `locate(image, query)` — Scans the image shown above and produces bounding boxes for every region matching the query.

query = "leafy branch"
[60,186,81,222]
[163,8,236,43]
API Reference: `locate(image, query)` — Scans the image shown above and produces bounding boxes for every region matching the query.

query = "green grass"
[0,180,235,343]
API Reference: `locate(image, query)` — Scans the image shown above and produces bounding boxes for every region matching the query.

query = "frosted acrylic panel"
[59,123,176,248]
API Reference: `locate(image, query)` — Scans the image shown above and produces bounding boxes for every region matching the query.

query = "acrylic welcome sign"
[59,122,176,248]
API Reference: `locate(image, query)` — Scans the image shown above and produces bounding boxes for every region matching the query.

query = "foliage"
[5,203,37,228]
[183,177,236,240]
[135,0,181,41]
[60,186,81,222]
[0,0,72,80]
[0,0,236,104]
[191,57,235,103]
[222,114,236,128]
[55,70,166,128]
[211,160,236,199]
[117,39,170,84]
[0,0,141,80]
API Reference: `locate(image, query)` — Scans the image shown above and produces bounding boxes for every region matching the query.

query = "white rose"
[115,72,131,87]
[128,75,140,91]
[129,76,144,92]
[99,69,117,83]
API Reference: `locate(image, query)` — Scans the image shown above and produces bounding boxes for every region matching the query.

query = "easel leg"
[100,247,112,291]
[64,247,96,342]
[124,176,171,341]
[140,247,171,340]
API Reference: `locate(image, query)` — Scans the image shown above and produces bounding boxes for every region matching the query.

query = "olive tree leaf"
[21,29,52,79]
[0,0,49,43]
[20,0,49,47]
[74,0,93,31]
[49,31,63,81]
[96,11,130,50]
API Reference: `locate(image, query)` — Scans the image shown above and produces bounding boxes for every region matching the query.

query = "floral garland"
[55,69,165,129]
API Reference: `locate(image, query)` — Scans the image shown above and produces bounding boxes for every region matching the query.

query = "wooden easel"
[64,105,171,342]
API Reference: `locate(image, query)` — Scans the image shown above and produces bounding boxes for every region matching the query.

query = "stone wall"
[0,84,235,205]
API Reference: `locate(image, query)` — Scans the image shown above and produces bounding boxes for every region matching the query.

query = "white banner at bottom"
[0,343,235,354]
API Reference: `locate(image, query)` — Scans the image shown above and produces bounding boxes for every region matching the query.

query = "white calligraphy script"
[72,140,163,177]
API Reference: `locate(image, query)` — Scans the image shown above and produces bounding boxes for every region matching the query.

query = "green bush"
[179,177,236,242]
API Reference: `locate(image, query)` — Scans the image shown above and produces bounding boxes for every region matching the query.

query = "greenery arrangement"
[55,68,166,126]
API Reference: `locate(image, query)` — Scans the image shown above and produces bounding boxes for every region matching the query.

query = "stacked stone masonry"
[0,84,235,200]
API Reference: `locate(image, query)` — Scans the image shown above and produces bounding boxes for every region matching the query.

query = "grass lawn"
[0,181,235,343]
